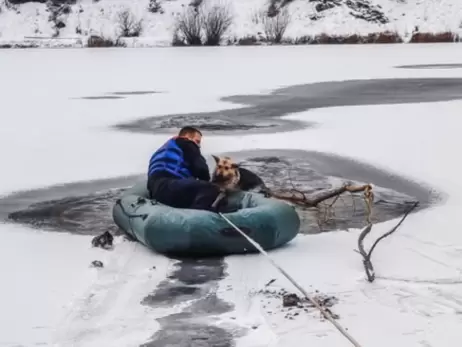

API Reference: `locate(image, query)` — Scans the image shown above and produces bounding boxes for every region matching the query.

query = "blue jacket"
[148,137,193,179]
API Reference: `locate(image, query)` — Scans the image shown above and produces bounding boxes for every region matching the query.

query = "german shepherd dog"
[210,155,271,212]
[211,155,270,195]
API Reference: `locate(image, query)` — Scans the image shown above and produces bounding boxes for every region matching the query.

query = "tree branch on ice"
[268,183,373,208]
[356,201,419,282]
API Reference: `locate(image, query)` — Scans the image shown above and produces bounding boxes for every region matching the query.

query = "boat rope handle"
[115,198,149,220]
[218,212,363,347]
[115,199,150,239]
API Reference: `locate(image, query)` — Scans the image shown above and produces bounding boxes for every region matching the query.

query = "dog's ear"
[211,155,220,164]
[231,163,239,169]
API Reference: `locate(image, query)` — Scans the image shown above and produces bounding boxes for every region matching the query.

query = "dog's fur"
[211,155,269,194]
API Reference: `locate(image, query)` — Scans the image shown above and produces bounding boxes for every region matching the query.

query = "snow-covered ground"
[1,44,462,346]
[0,0,462,48]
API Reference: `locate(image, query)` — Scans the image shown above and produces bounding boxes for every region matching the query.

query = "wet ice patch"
[78,96,125,100]
[7,187,127,236]
[142,257,226,307]
[109,91,162,96]
[113,78,462,136]
[0,150,437,236]
[75,90,162,101]
[221,149,437,234]
[395,64,462,69]
[0,175,140,235]
[141,322,235,347]
[140,257,236,347]
[114,113,281,134]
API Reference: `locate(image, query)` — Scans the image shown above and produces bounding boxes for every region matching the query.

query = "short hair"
[178,126,202,137]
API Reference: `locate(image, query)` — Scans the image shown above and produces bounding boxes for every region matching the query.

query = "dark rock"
[55,20,66,29]
[60,4,71,14]
[282,293,301,307]
[91,260,104,268]
[315,2,337,12]
[87,35,104,46]
[311,0,388,24]
[91,231,114,249]
[148,0,163,14]
[237,36,259,46]
[86,35,124,48]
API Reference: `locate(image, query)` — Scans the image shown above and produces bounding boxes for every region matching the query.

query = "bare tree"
[174,0,234,46]
[202,1,233,45]
[116,8,143,38]
[254,7,291,43]
[174,6,203,45]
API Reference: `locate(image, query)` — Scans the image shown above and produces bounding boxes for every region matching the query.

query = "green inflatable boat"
[112,180,300,256]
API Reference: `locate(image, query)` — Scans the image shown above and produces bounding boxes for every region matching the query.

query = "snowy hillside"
[0,0,462,48]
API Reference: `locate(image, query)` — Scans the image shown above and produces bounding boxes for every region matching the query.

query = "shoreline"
[1,31,461,49]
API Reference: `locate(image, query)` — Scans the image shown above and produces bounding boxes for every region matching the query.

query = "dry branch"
[268,184,373,208]
[356,201,419,282]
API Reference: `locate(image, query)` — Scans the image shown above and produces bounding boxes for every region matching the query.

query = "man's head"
[178,126,202,147]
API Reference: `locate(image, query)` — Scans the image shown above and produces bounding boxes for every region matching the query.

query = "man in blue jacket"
[147,126,221,211]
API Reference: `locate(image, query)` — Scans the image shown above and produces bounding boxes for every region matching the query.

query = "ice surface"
[1,45,462,346]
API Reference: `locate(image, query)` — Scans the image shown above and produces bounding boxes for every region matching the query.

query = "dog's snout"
[214,174,226,182]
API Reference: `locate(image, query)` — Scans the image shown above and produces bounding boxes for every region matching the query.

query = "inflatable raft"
[112,180,300,256]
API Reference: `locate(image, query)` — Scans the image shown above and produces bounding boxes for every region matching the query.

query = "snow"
[2,44,462,346]
[0,0,462,47]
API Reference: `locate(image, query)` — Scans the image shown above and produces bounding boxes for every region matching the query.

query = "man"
[147,126,222,211]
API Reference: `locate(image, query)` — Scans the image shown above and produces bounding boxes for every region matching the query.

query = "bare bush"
[171,30,187,46]
[87,34,126,48]
[202,2,233,45]
[174,6,203,45]
[173,1,233,46]
[116,8,143,37]
[254,7,291,43]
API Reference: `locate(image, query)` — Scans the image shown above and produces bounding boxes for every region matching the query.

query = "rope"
[115,198,151,239]
[115,198,150,220]
[218,212,363,347]
[363,185,374,225]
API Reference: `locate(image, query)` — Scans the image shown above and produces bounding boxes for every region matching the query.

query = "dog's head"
[211,155,240,189]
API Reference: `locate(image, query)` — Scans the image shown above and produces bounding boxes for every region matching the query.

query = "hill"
[1,0,461,48]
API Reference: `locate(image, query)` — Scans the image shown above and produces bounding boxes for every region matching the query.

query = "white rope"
[218,212,363,347]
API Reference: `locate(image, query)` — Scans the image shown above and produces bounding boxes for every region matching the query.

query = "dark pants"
[148,176,222,211]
